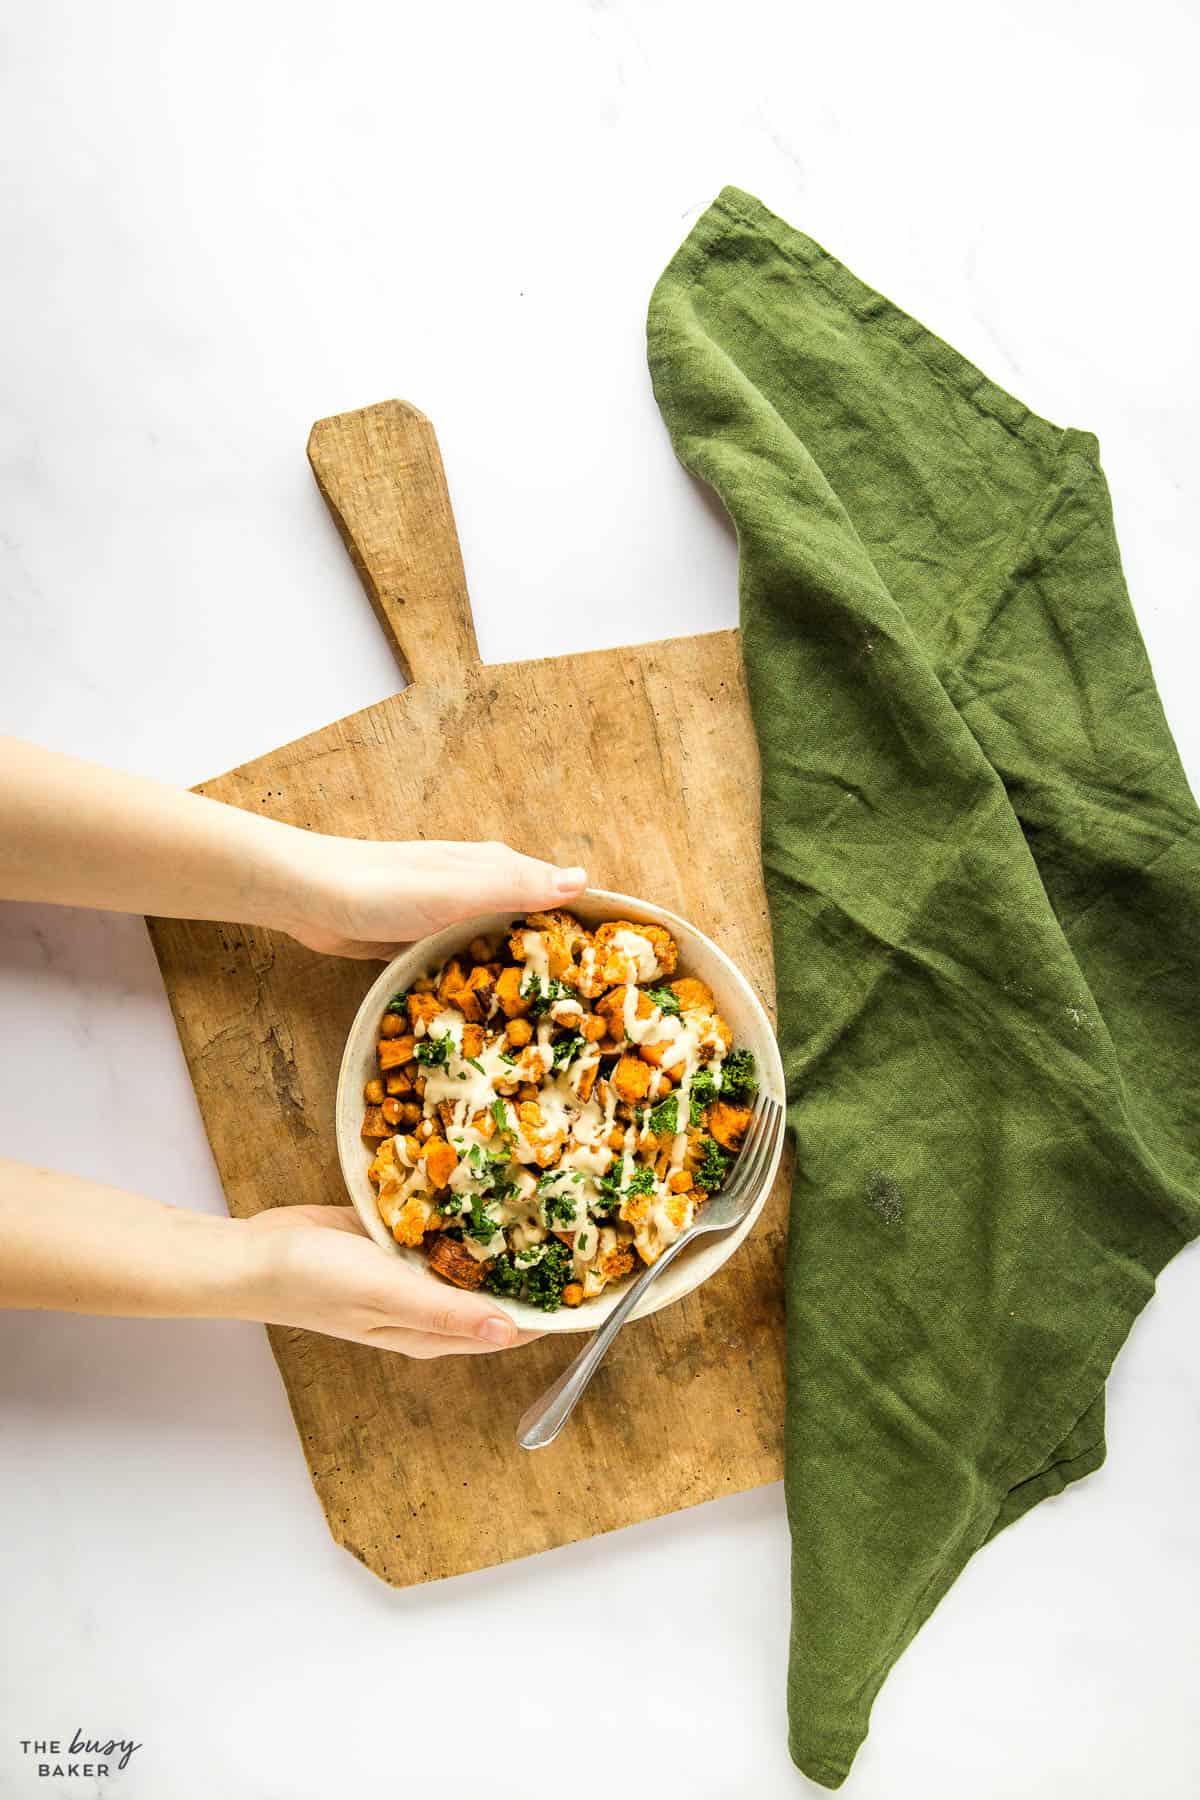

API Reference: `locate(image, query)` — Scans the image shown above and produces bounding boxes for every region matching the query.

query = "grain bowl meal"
[359,910,759,1312]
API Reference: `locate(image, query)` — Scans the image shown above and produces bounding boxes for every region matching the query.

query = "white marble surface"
[2,3,1198,1795]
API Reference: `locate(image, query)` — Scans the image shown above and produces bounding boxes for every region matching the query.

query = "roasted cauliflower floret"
[508,909,593,985]
[377,1184,440,1247]
[591,920,678,986]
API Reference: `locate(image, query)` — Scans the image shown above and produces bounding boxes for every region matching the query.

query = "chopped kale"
[625,1164,656,1198]
[523,1240,573,1311]
[484,1239,572,1310]
[646,986,681,1017]
[552,1033,585,1070]
[648,1093,679,1135]
[720,1048,758,1103]
[688,1068,719,1126]
[439,1193,464,1218]
[483,1254,523,1298]
[696,1137,732,1194]
[414,1033,451,1067]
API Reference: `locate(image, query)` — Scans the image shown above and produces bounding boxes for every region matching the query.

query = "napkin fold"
[648,188,1200,1787]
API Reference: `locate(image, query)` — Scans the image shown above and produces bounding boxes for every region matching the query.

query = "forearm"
[0,1158,264,1319]
[0,736,307,930]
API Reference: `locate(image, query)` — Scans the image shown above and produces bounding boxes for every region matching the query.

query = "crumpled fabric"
[648,187,1200,1787]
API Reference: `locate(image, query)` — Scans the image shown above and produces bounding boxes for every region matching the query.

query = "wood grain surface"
[147,399,790,1587]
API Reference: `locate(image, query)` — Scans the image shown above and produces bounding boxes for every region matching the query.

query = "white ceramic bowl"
[335,887,785,1334]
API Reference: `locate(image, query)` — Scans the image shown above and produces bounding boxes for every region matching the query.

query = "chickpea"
[381,1096,404,1127]
[562,1283,584,1307]
[398,1101,422,1127]
[380,1012,403,1038]
[506,1017,533,1048]
[363,1078,385,1105]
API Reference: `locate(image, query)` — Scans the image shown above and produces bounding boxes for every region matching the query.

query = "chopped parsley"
[491,1098,515,1145]
[552,1033,585,1070]
[521,972,571,1017]
[414,1034,451,1067]
[384,990,409,1012]
[541,1189,578,1227]
[439,1193,464,1218]
[646,986,681,1017]
[720,1048,758,1103]
[648,1093,679,1135]
[464,1192,501,1243]
[696,1137,732,1194]
[594,1160,655,1215]
[466,1056,487,1075]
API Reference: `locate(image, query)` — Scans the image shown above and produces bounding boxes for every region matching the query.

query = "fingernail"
[556,866,587,894]
[477,1316,516,1347]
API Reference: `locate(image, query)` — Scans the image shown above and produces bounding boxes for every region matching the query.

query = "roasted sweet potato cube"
[612,1053,652,1104]
[436,958,469,1008]
[463,964,496,1015]
[426,1235,489,1291]
[461,1022,485,1059]
[385,1068,413,1096]
[495,966,531,1019]
[575,1059,599,1103]
[378,1034,416,1071]
[708,1100,752,1151]
[669,976,715,1014]
[420,1138,459,1191]
[407,992,442,1030]
[361,1105,390,1140]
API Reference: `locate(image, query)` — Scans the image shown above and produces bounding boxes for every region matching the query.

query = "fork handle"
[515,1231,697,1450]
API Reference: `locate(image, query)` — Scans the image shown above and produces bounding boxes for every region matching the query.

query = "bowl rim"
[334,885,785,1334]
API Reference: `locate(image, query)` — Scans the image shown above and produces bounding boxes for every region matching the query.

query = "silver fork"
[516,1094,784,1449]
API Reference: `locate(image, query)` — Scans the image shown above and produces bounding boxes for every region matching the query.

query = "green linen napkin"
[648,187,1200,1787]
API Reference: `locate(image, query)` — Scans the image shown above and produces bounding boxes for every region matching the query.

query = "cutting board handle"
[307,399,480,685]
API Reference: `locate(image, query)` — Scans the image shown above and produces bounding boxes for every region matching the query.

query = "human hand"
[243,1203,541,1356]
[275,835,588,960]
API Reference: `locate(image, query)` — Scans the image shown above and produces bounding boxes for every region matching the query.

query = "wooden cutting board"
[148,400,791,1587]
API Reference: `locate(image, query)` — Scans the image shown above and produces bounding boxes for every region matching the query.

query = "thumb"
[388,1260,521,1347]
[470,844,587,914]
